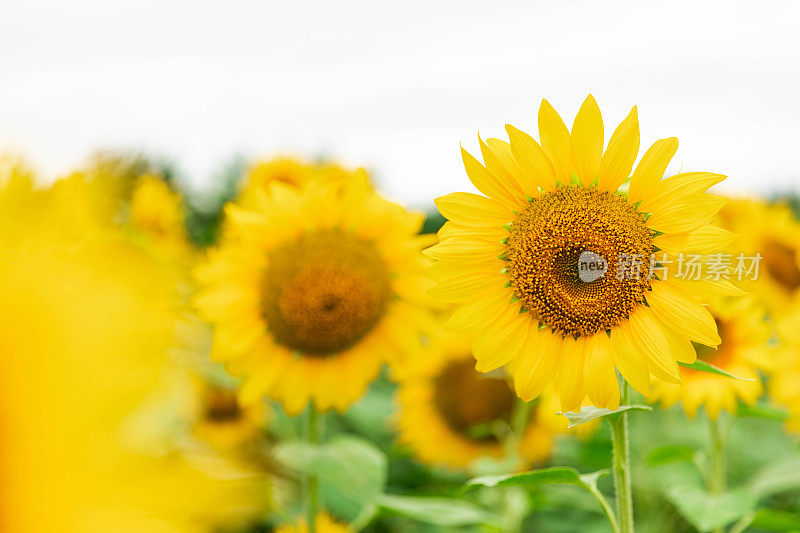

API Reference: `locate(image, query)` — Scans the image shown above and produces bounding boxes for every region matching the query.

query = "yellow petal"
[505,125,558,192]
[610,326,651,395]
[570,94,604,186]
[557,336,586,412]
[628,307,681,384]
[627,138,678,205]
[444,289,515,331]
[473,307,529,372]
[668,277,745,299]
[645,281,721,347]
[513,327,561,401]
[462,145,523,209]
[584,332,620,409]
[663,327,697,364]
[538,99,572,185]
[598,106,639,192]
[427,257,501,282]
[481,137,529,204]
[434,192,512,227]
[437,220,507,243]
[653,226,737,254]
[428,271,505,303]
[647,193,727,233]
[640,172,726,213]
[423,237,505,262]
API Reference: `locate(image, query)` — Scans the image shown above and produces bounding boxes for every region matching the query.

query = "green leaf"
[736,400,790,421]
[466,466,608,491]
[678,360,756,381]
[375,494,501,528]
[666,485,756,532]
[274,435,388,521]
[560,405,652,428]
[465,467,617,529]
[646,445,697,467]
[749,508,800,531]
[749,457,800,499]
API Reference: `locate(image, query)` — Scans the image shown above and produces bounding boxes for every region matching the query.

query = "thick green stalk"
[611,381,634,533]
[306,407,320,533]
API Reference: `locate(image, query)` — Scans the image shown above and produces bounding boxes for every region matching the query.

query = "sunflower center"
[261,229,391,355]
[507,186,654,337]
[433,359,516,441]
[762,239,800,292]
[203,388,243,423]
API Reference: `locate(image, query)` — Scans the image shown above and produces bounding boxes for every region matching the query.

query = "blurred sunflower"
[427,95,739,411]
[717,198,800,314]
[196,171,434,415]
[275,513,351,533]
[0,159,267,532]
[649,297,767,418]
[191,380,269,451]
[238,156,355,207]
[768,352,800,434]
[396,334,563,470]
[128,173,193,260]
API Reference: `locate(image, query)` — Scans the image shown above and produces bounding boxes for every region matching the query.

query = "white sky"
[1,0,798,209]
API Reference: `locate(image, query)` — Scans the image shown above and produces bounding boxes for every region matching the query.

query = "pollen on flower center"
[261,229,391,355]
[433,359,516,441]
[507,186,654,337]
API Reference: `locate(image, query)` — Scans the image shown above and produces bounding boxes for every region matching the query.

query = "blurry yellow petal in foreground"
[0,167,266,532]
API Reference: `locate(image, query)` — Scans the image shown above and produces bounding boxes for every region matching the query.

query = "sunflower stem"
[306,406,320,533]
[611,380,634,533]
[709,414,727,533]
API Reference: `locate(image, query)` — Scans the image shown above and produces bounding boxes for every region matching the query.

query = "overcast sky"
[1,0,798,208]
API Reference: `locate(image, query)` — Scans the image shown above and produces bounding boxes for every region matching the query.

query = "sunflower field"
[3,96,800,533]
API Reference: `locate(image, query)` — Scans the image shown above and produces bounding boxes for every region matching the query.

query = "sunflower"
[0,160,268,532]
[129,174,192,256]
[191,379,269,451]
[768,349,800,434]
[649,297,767,418]
[427,95,740,411]
[276,513,352,533]
[196,171,434,415]
[396,333,564,470]
[717,198,800,314]
[238,156,355,207]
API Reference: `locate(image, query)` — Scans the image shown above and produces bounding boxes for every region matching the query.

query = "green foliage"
[274,435,388,521]
[466,466,608,491]
[745,508,800,531]
[375,494,502,528]
[678,360,756,381]
[560,405,652,428]
[665,484,756,532]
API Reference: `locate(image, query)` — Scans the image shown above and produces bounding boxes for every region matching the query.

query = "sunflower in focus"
[427,95,739,411]
[717,198,800,314]
[396,334,564,470]
[649,297,767,418]
[238,156,354,207]
[276,513,352,533]
[196,170,434,415]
